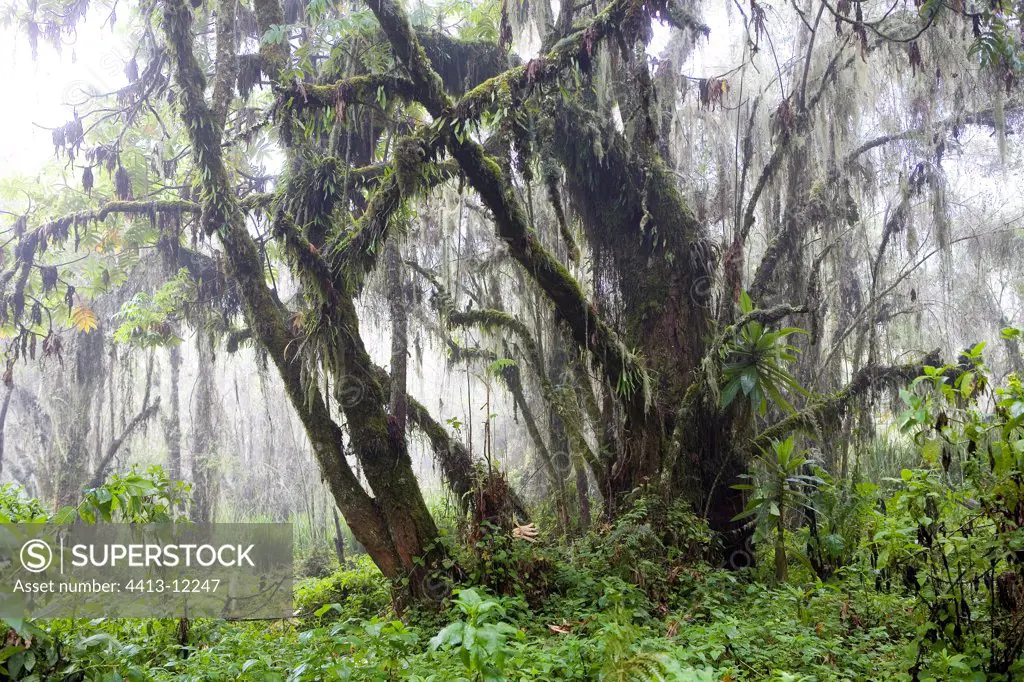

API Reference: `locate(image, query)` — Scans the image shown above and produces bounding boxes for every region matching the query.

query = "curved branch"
[749,350,949,450]
[707,303,809,359]
[87,396,162,490]
[278,74,418,113]
[162,0,401,573]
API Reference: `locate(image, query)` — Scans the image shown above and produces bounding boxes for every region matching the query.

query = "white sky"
[0,1,745,178]
[0,13,135,174]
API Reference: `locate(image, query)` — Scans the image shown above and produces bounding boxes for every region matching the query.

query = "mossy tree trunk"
[53,325,105,508]
[190,333,218,522]
[163,342,183,484]
[161,0,443,591]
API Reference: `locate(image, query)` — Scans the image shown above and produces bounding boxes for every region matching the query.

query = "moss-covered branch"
[211,0,238,128]
[416,29,510,95]
[749,351,949,450]
[278,74,419,113]
[366,0,652,423]
[450,0,648,123]
[44,200,200,226]
[706,303,809,359]
[662,0,711,35]
[283,28,509,113]
[448,309,541,366]
[270,211,340,304]
[251,0,288,79]
[330,155,460,293]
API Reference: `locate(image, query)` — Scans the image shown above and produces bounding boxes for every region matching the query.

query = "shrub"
[294,555,391,622]
[299,543,338,579]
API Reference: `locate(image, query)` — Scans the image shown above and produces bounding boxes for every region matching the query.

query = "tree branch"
[366,0,653,422]
[749,350,949,450]
[161,0,398,570]
[211,0,238,128]
[87,396,162,490]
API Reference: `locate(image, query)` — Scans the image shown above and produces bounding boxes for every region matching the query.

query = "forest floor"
[34,552,920,682]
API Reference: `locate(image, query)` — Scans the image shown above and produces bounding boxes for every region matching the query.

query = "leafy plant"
[733,437,822,582]
[73,465,190,524]
[0,485,48,523]
[593,586,689,682]
[719,292,808,415]
[869,356,1024,677]
[429,588,522,681]
[112,268,197,347]
[295,554,391,622]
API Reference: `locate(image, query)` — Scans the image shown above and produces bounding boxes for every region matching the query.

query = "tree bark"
[332,506,346,565]
[0,386,13,479]
[190,333,218,522]
[54,325,105,508]
[163,343,183,482]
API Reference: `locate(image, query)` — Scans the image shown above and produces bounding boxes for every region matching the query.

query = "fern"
[70,305,98,334]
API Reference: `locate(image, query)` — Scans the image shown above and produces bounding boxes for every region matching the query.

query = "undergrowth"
[7,552,914,681]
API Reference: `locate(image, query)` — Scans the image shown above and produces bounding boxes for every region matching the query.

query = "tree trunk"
[190,332,219,522]
[573,453,591,533]
[54,325,105,508]
[0,386,13,479]
[548,339,587,534]
[332,506,346,565]
[163,343,183,483]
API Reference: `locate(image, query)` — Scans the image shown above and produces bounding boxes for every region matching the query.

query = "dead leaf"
[512,522,538,542]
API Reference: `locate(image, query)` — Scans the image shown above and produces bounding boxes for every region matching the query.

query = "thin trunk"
[573,453,591,533]
[332,506,346,565]
[548,338,586,534]
[503,366,570,535]
[0,386,12,479]
[163,343,183,482]
[191,332,218,522]
[87,351,160,489]
[775,516,788,583]
[54,325,105,508]
[387,244,408,438]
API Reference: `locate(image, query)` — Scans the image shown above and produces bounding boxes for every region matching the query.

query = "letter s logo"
[20,539,53,573]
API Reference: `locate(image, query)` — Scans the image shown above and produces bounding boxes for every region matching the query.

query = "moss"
[394,136,426,197]
[416,29,509,95]
[251,0,288,77]
[447,0,636,126]
[282,75,417,113]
